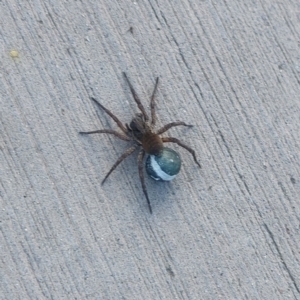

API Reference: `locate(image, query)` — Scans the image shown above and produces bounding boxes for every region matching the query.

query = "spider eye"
[146,147,181,181]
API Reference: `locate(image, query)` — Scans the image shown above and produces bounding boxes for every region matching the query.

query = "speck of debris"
[10,50,19,59]
[166,266,175,277]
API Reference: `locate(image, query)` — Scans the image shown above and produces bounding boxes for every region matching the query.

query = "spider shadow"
[142,175,178,212]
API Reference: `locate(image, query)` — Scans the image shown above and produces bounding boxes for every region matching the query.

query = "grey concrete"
[1,1,300,299]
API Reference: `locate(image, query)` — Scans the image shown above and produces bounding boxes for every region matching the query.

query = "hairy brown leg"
[123,72,149,122]
[150,77,159,126]
[162,137,201,168]
[79,129,131,141]
[102,146,138,184]
[90,97,128,133]
[156,121,193,135]
[137,149,152,214]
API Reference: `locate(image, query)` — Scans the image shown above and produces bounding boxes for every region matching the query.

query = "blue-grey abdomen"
[146,147,181,181]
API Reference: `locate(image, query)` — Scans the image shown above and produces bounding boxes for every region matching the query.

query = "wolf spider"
[80,72,201,213]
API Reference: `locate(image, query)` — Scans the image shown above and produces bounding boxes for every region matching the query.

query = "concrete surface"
[1,1,300,299]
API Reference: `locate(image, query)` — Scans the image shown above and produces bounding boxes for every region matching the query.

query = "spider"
[80,72,201,213]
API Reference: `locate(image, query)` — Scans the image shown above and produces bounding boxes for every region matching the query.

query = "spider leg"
[161,137,201,168]
[123,72,149,122]
[150,77,159,126]
[79,129,131,141]
[137,149,153,214]
[102,145,138,185]
[156,121,193,135]
[90,97,128,133]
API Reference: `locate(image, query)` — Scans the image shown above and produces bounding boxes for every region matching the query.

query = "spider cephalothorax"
[80,72,201,213]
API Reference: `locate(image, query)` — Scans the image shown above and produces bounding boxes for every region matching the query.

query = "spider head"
[129,113,146,130]
[129,113,151,137]
[129,113,163,155]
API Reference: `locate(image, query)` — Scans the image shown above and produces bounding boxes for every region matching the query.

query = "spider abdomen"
[146,147,181,181]
[141,132,163,155]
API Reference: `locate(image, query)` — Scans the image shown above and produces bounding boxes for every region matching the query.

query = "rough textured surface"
[1,1,300,299]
